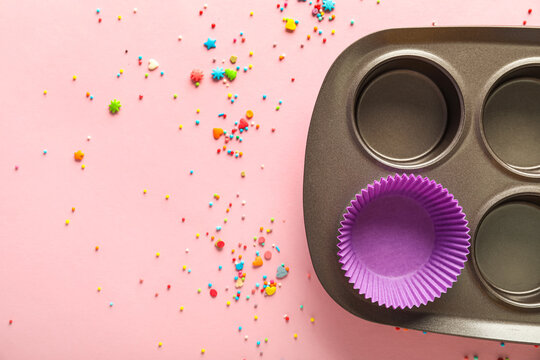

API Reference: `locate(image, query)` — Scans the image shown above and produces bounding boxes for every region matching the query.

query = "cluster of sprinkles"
[14,1,540,359]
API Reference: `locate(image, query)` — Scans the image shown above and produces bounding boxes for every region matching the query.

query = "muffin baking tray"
[303,27,540,343]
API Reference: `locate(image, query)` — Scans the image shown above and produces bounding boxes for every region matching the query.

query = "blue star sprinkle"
[322,0,335,12]
[204,38,217,50]
[211,67,225,80]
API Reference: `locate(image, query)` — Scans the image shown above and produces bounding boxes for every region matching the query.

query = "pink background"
[1,0,538,359]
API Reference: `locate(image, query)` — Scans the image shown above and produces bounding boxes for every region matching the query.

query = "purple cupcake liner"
[337,174,470,309]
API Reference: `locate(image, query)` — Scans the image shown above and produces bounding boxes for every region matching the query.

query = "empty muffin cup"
[474,194,540,308]
[354,56,463,169]
[482,64,540,177]
[337,174,470,309]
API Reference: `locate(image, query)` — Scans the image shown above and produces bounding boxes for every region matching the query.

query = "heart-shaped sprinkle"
[229,55,237,64]
[285,19,296,31]
[213,128,224,139]
[238,118,249,130]
[265,286,276,296]
[235,261,244,271]
[252,256,263,267]
[148,58,159,71]
[210,289,218,298]
[276,265,288,279]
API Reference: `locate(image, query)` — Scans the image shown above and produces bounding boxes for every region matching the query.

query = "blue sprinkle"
[117,73,120,77]
[256,251,260,256]
[231,99,235,103]
[138,55,142,60]
[195,119,200,125]
[96,8,100,13]
[295,20,299,24]
[238,326,242,331]
[188,269,191,273]
[216,226,222,231]
[278,100,283,104]
[190,170,194,174]
[262,95,267,100]
[234,94,238,98]
[240,32,244,36]
[109,302,114,307]
[209,202,213,207]
[218,265,222,270]
[262,275,267,280]
[90,95,94,100]
[255,283,260,288]
[43,149,47,154]
[160,71,164,76]
[257,341,261,346]
[234,276,238,280]
[276,246,280,252]
[208,283,212,288]
[218,113,225,117]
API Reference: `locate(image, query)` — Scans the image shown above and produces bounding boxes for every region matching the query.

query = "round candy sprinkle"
[210,289,218,297]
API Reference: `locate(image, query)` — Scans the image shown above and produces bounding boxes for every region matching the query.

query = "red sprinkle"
[211,23,216,28]
[210,289,218,297]
[139,95,143,100]
[98,18,102,23]
[529,8,533,14]
[9,320,13,325]
[199,10,203,15]
[167,284,171,290]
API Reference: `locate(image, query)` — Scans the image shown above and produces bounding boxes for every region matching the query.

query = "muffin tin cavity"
[474,194,540,308]
[355,56,463,168]
[482,65,540,177]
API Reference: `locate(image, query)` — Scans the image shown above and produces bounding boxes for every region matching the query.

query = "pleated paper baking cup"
[337,174,470,309]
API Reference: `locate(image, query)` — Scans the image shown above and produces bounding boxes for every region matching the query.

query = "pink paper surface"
[0,0,538,359]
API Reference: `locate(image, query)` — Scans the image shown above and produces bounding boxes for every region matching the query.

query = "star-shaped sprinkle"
[322,0,335,12]
[204,38,216,50]
[109,99,121,114]
[211,67,225,80]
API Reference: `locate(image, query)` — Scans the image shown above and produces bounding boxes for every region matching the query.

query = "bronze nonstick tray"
[303,27,540,344]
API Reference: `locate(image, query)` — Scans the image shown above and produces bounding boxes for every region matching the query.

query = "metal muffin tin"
[303,27,540,343]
